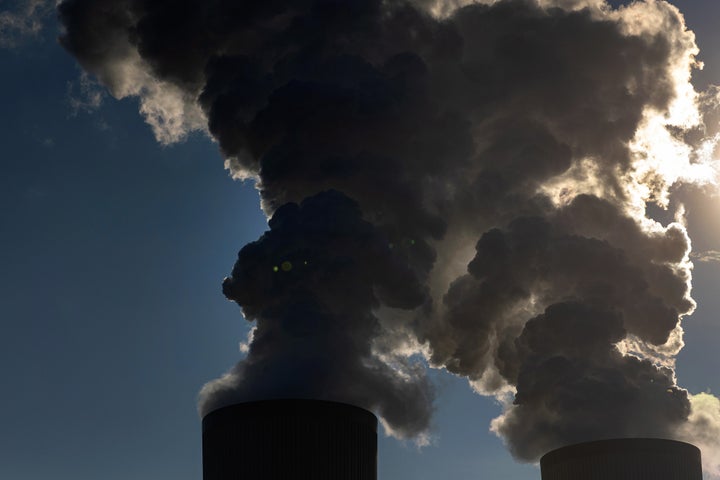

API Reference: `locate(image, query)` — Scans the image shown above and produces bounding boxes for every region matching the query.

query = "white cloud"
[677,392,720,480]
[691,250,720,263]
[99,50,207,144]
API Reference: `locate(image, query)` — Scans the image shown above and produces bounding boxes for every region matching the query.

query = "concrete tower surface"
[202,399,377,480]
[540,438,702,480]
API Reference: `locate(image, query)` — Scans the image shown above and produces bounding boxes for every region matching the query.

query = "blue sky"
[2,1,720,479]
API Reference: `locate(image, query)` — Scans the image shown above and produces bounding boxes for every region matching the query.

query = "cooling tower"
[202,399,377,480]
[540,438,702,480]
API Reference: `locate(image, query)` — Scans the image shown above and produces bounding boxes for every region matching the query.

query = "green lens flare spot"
[281,261,293,272]
[273,266,279,272]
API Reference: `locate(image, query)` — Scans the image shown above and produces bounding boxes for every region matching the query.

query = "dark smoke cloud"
[424,205,692,376]
[59,0,720,465]
[424,207,694,458]
[203,190,433,437]
[495,301,689,460]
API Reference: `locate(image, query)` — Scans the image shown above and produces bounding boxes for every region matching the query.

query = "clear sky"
[2,1,720,479]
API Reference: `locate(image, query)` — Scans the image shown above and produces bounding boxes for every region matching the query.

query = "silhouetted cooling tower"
[540,438,702,480]
[202,399,377,480]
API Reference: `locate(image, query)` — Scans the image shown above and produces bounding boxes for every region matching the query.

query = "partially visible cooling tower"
[202,399,377,480]
[540,438,702,480]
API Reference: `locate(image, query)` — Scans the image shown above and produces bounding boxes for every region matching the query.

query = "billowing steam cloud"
[204,190,434,437]
[58,0,720,473]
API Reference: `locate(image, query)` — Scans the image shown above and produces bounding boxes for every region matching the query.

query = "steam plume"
[59,0,720,470]
[202,190,433,437]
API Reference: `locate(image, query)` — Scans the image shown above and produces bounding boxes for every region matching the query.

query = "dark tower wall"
[202,399,377,480]
[540,438,702,480]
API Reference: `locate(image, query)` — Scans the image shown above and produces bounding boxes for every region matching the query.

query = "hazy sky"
[3,1,720,479]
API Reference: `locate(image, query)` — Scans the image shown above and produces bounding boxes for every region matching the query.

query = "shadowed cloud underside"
[58,0,720,471]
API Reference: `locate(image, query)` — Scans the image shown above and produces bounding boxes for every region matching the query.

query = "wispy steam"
[691,250,720,263]
[58,0,720,472]
[0,0,51,48]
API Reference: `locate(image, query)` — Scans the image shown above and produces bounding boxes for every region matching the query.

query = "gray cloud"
[199,190,434,437]
[493,301,689,460]
[58,0,720,464]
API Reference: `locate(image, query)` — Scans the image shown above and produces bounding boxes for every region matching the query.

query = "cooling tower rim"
[540,437,701,467]
[202,398,378,433]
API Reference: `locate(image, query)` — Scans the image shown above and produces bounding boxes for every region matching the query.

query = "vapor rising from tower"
[58,0,720,475]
